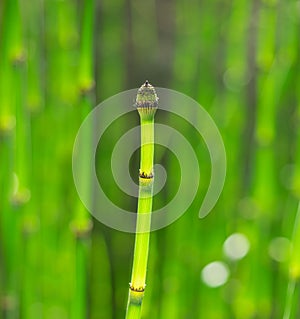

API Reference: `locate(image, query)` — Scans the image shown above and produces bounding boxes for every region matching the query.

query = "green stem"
[284,202,300,319]
[125,81,158,319]
[70,0,95,315]
[78,0,95,93]
[283,279,296,319]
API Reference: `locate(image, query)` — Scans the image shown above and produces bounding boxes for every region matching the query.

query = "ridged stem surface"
[126,82,157,319]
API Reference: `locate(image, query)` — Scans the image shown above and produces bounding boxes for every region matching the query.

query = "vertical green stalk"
[20,0,43,316]
[284,202,300,319]
[0,0,25,318]
[285,84,300,318]
[70,1,94,318]
[125,81,158,319]
[95,1,127,316]
[283,202,300,319]
[96,0,125,100]
[42,0,78,313]
[0,0,23,133]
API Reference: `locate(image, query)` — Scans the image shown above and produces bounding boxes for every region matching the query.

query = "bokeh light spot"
[223,233,250,261]
[201,261,229,288]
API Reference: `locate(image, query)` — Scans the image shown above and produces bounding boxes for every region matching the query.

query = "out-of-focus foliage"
[0,0,300,318]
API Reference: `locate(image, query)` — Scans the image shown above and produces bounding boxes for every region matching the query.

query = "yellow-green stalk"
[125,81,158,319]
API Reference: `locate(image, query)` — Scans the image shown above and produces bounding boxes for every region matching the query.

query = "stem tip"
[136,81,158,118]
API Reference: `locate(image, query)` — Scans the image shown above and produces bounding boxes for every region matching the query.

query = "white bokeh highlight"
[223,233,250,261]
[201,261,230,288]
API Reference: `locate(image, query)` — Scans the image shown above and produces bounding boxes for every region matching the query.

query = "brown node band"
[129,283,145,292]
[139,171,153,179]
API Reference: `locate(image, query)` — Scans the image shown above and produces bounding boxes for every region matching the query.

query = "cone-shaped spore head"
[136,80,158,120]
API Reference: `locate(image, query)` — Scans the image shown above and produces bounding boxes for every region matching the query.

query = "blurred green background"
[1,0,300,318]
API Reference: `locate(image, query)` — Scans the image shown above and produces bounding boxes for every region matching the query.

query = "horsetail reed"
[1,1,300,317]
[125,81,158,319]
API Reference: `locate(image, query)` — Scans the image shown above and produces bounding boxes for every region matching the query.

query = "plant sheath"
[125,81,158,319]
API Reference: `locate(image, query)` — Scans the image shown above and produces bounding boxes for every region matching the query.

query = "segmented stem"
[125,81,158,319]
